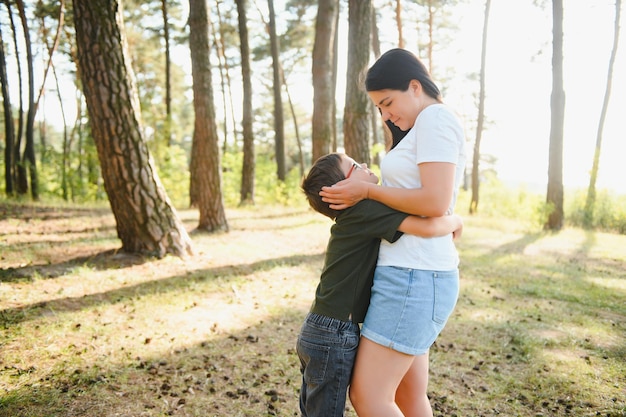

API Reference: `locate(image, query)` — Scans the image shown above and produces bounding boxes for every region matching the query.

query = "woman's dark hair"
[301,153,345,219]
[385,120,408,150]
[365,48,442,101]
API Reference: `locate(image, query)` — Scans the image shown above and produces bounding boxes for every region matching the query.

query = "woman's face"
[368,81,422,131]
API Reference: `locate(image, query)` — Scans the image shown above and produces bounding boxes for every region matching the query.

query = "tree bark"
[331,3,339,152]
[188,0,229,232]
[161,0,172,146]
[0,20,15,195]
[236,0,255,205]
[395,0,403,48]
[211,5,230,155]
[427,0,434,74]
[545,0,565,231]
[370,7,382,163]
[4,3,27,196]
[343,0,371,164]
[268,0,286,181]
[73,0,194,257]
[469,0,491,214]
[311,0,339,162]
[584,0,621,228]
[214,1,239,154]
[16,0,38,199]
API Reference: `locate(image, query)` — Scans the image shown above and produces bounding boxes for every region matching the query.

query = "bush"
[457,175,548,228]
[460,175,626,234]
[566,188,626,233]
[221,150,305,207]
[154,144,190,207]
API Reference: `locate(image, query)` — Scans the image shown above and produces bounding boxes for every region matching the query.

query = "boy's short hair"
[301,153,345,219]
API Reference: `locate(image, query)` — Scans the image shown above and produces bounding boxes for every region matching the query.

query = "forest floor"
[0,202,625,417]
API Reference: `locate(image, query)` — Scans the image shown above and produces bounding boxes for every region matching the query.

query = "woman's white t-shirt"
[377,103,466,271]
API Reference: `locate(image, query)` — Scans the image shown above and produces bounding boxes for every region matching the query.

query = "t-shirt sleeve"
[415,106,464,165]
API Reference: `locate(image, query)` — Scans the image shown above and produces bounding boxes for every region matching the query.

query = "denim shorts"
[296,313,360,417]
[361,266,459,355]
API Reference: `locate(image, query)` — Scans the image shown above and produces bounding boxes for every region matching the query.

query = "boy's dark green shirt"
[310,199,409,323]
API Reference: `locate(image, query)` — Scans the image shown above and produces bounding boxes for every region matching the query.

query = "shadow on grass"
[2,210,624,416]
[429,313,626,417]
[439,230,626,416]
[0,306,311,417]
[488,232,544,257]
[3,303,624,417]
[0,253,324,329]
[0,203,112,222]
[1,206,322,282]
[0,249,151,283]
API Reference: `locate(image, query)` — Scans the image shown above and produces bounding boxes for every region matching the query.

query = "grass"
[0,202,624,417]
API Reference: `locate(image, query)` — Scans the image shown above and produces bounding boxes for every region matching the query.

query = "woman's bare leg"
[395,352,433,417]
[349,337,414,417]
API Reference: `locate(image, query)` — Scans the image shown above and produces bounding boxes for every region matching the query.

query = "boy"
[297,153,462,416]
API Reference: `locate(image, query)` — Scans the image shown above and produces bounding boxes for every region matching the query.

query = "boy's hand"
[451,214,463,241]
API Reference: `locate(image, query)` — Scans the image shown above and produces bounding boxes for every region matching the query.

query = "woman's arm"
[320,162,456,217]
[397,214,463,239]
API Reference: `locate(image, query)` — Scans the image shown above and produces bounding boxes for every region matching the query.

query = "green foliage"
[220,151,241,206]
[460,175,626,234]
[458,175,549,229]
[152,144,190,208]
[5,126,626,237]
[566,188,626,234]
[221,150,305,207]
[25,130,107,203]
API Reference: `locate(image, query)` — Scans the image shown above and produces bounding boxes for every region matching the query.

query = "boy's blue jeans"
[297,313,360,417]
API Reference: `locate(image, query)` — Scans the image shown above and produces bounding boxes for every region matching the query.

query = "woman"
[320,48,466,416]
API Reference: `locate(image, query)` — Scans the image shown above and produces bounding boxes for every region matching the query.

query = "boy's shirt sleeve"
[345,199,409,243]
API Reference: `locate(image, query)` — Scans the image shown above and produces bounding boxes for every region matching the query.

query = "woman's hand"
[319,179,371,210]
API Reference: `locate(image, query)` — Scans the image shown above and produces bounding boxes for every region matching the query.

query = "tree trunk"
[268,0,286,181]
[469,0,491,215]
[16,0,38,200]
[427,0,434,74]
[161,0,172,146]
[343,0,371,164]
[0,21,15,195]
[210,12,230,155]
[51,63,70,201]
[331,4,339,152]
[545,0,565,231]
[236,0,255,205]
[215,2,239,153]
[584,0,621,228]
[212,1,238,155]
[188,0,229,233]
[4,3,27,196]
[73,0,194,257]
[370,7,382,163]
[36,1,66,196]
[395,0,403,48]
[311,0,339,163]
[283,78,304,177]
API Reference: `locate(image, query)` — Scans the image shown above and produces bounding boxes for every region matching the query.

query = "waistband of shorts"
[377,265,459,274]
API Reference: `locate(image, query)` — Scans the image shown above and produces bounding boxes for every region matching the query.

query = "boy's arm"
[397,214,463,239]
